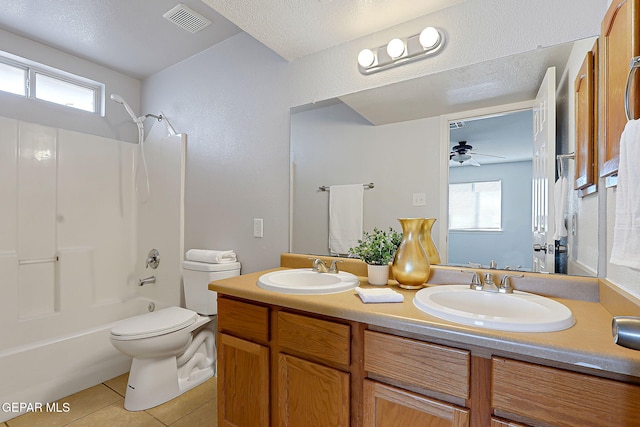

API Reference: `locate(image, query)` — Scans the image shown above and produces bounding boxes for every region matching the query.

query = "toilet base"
[124,330,215,411]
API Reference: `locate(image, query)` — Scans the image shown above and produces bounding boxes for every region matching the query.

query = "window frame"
[0,51,104,115]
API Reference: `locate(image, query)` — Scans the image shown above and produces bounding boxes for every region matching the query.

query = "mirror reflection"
[290,37,599,277]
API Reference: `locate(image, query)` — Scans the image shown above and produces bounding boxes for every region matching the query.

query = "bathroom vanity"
[210,254,640,427]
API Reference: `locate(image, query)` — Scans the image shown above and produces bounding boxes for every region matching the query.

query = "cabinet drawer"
[492,357,640,427]
[217,297,269,342]
[364,331,470,400]
[277,311,351,370]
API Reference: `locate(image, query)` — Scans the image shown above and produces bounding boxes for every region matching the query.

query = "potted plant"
[349,227,402,285]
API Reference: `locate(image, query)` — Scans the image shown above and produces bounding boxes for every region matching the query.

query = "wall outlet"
[412,193,426,206]
[253,218,264,238]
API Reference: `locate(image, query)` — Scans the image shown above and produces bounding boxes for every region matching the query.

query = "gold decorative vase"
[420,218,441,265]
[392,218,430,289]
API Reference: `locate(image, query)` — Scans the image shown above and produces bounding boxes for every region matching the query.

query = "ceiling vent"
[163,4,212,34]
[449,121,466,130]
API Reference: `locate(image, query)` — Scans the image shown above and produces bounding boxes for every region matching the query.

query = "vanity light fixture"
[358,26,445,74]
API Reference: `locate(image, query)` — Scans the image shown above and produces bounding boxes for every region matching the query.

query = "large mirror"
[290,37,599,277]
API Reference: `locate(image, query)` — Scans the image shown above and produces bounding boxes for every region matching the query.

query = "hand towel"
[611,119,640,269]
[329,184,364,255]
[355,286,404,303]
[185,249,237,264]
[553,176,568,240]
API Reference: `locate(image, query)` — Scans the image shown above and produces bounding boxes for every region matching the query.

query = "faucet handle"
[461,269,483,290]
[328,260,343,274]
[499,274,524,294]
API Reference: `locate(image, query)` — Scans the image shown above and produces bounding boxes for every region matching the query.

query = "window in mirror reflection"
[449,180,502,230]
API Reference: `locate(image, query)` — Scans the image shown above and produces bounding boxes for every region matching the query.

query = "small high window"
[449,180,502,230]
[0,52,103,114]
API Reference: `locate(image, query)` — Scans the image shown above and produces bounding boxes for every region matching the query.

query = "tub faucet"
[138,275,156,286]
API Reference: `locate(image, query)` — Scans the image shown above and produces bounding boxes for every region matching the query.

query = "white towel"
[355,286,404,303]
[185,249,237,264]
[611,120,640,269]
[553,176,568,240]
[329,184,364,255]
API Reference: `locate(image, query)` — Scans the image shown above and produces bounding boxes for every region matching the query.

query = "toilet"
[110,260,241,411]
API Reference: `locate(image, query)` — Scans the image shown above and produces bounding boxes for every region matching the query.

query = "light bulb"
[386,38,405,59]
[357,49,375,68]
[419,27,440,49]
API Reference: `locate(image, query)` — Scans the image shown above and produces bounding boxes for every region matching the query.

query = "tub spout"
[138,275,156,286]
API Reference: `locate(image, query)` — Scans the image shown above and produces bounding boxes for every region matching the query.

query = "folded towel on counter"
[611,119,640,269]
[355,286,404,304]
[185,249,237,264]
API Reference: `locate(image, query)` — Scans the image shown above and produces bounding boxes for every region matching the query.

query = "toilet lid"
[111,306,198,339]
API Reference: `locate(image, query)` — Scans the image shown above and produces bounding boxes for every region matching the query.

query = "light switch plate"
[412,193,426,206]
[253,218,263,238]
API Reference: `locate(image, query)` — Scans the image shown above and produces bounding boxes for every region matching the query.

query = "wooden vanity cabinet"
[276,311,353,426]
[363,330,471,427]
[599,0,640,178]
[216,296,356,427]
[492,357,640,426]
[217,298,271,427]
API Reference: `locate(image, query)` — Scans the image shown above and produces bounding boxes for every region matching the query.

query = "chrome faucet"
[138,275,156,286]
[309,257,328,273]
[498,274,524,294]
[482,273,499,292]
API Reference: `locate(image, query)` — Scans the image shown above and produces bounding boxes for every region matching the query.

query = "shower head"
[110,93,143,123]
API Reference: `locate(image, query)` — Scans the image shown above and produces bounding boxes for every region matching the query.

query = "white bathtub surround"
[0,116,186,422]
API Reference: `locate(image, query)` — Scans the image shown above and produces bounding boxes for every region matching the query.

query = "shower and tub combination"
[0,96,187,421]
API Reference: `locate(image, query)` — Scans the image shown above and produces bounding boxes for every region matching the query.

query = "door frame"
[438,100,535,265]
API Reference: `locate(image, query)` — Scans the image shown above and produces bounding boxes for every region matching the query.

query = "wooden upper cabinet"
[600,0,640,178]
[574,44,598,193]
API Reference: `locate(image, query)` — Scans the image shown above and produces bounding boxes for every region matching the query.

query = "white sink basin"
[413,285,575,332]
[257,268,360,295]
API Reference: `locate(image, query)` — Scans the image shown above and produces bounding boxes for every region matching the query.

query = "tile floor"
[3,373,217,427]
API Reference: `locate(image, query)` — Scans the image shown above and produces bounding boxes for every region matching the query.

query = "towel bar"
[624,56,640,121]
[319,183,374,191]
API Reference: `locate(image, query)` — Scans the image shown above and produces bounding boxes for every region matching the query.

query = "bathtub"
[0,297,157,422]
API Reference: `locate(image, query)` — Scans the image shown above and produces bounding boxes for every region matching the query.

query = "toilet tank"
[182,261,241,315]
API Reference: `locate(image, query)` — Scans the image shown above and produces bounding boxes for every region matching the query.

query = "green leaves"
[349,227,402,265]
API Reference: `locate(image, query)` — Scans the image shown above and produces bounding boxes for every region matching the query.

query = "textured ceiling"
[0,0,241,79]
[200,0,465,61]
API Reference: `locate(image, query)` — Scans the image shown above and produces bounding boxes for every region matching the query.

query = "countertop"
[209,254,640,381]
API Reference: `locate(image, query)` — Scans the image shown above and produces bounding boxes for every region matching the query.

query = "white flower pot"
[367,264,390,286]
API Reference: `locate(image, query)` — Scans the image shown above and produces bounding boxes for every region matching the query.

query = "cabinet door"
[363,380,469,427]
[574,46,597,192]
[218,333,270,427]
[600,0,640,178]
[278,353,350,427]
[491,418,530,427]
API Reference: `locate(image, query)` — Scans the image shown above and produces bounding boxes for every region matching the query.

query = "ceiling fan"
[449,141,505,167]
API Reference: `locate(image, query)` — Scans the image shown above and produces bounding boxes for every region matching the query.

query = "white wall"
[290,102,441,255]
[449,162,533,269]
[142,33,291,274]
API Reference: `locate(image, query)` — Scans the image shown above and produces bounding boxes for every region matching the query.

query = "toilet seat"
[111,307,198,340]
